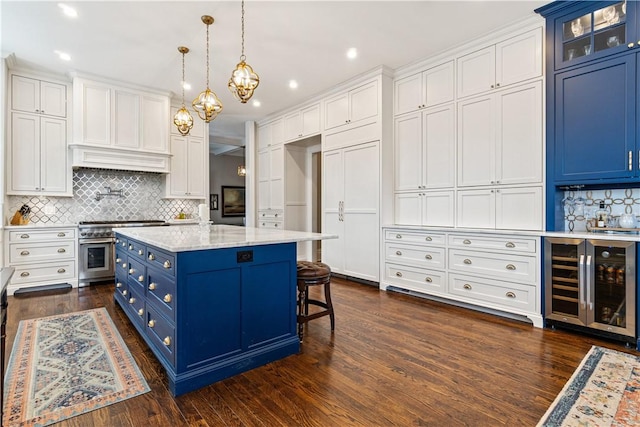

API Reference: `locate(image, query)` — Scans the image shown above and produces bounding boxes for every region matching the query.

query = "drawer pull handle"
[425,254,432,260]
[128,297,135,304]
[57,248,66,253]
[163,260,171,269]
[20,234,29,239]
[138,249,143,255]
[57,232,66,237]
[57,268,66,273]
[116,282,122,288]
[163,337,171,346]
[123,290,128,296]
[463,239,471,245]
[137,308,144,316]
[506,292,516,298]
[396,234,402,239]
[122,263,127,268]
[129,268,134,274]
[149,283,157,290]
[463,259,472,265]
[20,271,30,277]
[20,250,30,256]
[505,242,515,248]
[463,284,472,290]
[395,272,403,277]
[506,264,516,271]
[121,242,126,247]
[138,275,144,282]
[148,253,156,261]
[129,245,133,250]
[116,258,121,263]
[425,236,432,242]
[116,239,120,244]
[163,294,172,303]
[395,251,402,256]
[148,319,155,328]
[425,277,432,283]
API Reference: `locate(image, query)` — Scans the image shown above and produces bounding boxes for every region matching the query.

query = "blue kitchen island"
[112,224,336,396]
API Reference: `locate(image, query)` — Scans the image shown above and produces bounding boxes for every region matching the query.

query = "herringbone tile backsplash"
[5,169,201,224]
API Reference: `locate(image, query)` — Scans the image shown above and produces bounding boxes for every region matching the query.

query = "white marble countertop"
[543,230,640,242]
[4,223,78,230]
[114,224,338,252]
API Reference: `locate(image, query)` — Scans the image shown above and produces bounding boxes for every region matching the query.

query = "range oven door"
[78,238,114,285]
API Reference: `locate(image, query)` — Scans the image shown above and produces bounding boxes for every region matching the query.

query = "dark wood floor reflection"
[4,276,633,426]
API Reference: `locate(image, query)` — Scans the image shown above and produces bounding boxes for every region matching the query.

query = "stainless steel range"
[78,220,168,287]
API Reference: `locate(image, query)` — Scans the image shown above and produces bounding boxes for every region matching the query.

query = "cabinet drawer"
[146,247,175,276]
[127,239,147,261]
[449,249,536,284]
[385,263,446,295]
[115,246,128,269]
[258,220,283,229]
[385,242,445,269]
[9,228,76,242]
[258,210,283,220]
[114,279,128,305]
[448,234,537,253]
[146,304,176,366]
[123,285,145,328]
[11,261,76,284]
[449,273,537,314]
[147,268,177,322]
[385,230,446,246]
[9,241,75,264]
[127,257,146,292]
[115,236,128,250]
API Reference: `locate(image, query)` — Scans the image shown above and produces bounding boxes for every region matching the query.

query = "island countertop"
[113,224,338,252]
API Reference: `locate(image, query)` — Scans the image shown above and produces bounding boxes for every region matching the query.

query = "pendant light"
[228,0,259,103]
[192,15,223,122]
[173,46,194,135]
[237,146,246,176]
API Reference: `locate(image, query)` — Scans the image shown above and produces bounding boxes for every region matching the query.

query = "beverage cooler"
[544,237,637,346]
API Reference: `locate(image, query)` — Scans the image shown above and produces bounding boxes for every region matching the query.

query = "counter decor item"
[618,213,637,229]
[9,204,30,225]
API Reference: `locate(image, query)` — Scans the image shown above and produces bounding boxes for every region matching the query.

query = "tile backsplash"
[5,169,202,225]
[562,188,640,231]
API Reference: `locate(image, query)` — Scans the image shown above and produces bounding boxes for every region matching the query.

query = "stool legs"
[297,275,334,341]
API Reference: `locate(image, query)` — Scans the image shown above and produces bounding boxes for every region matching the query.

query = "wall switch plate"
[44,205,56,215]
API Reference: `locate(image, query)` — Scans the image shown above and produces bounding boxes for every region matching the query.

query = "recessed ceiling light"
[181,81,191,91]
[58,3,78,18]
[347,48,358,59]
[252,100,261,107]
[289,80,298,89]
[54,50,71,61]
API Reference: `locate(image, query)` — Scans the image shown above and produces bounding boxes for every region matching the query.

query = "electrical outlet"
[44,205,56,215]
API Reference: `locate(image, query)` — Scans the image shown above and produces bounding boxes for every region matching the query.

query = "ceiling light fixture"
[54,50,71,61]
[58,3,77,18]
[192,15,223,123]
[173,46,194,136]
[252,100,261,107]
[347,47,358,59]
[289,80,298,89]
[228,0,260,103]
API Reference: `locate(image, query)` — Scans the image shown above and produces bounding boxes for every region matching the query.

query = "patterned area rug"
[3,307,150,426]
[537,345,640,426]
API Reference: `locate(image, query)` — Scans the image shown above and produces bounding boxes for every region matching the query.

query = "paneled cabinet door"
[113,90,140,149]
[457,189,495,229]
[257,145,284,210]
[77,80,111,146]
[168,135,188,196]
[495,186,543,231]
[284,104,320,141]
[324,80,378,131]
[186,137,205,196]
[394,61,455,116]
[554,55,637,183]
[141,95,169,153]
[458,94,495,187]
[395,191,455,227]
[257,148,271,210]
[257,119,283,150]
[11,75,67,118]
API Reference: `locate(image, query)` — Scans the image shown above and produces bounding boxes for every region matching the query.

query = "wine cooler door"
[544,238,586,326]
[586,240,636,337]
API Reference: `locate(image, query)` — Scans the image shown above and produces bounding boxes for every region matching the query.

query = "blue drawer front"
[114,279,128,305]
[127,257,146,293]
[146,304,175,366]
[115,236,128,251]
[146,247,175,276]
[147,267,177,322]
[127,239,147,261]
[124,285,145,329]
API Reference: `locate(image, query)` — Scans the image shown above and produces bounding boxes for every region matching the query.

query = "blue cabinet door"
[554,54,637,183]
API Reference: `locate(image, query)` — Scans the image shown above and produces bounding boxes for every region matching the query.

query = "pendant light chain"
[205,21,210,88]
[181,49,186,106]
[240,0,246,61]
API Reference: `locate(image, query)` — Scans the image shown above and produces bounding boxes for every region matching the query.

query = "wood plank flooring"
[3,277,635,426]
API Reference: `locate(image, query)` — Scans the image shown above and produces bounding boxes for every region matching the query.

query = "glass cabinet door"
[557,1,631,67]
[545,239,585,324]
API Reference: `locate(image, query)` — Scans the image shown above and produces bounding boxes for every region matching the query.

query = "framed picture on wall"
[221,186,246,217]
[210,194,218,210]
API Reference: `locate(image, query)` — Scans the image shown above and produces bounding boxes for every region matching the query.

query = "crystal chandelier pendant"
[193,15,223,123]
[229,59,259,103]
[173,46,194,135]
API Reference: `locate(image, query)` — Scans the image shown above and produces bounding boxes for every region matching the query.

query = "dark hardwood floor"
[3,277,635,426]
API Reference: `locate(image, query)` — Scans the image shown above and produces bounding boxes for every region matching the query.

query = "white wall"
[209,153,246,225]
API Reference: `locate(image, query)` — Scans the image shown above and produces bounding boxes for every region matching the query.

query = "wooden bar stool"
[296,261,335,341]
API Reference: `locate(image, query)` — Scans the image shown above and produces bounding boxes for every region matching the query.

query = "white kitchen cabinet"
[165,135,206,199]
[394,104,455,192]
[8,112,70,196]
[457,27,542,99]
[456,186,543,231]
[257,145,284,211]
[11,74,67,118]
[323,141,380,282]
[284,103,320,142]
[324,80,378,132]
[395,190,455,227]
[257,118,284,150]
[457,81,543,188]
[394,61,454,116]
[141,94,170,152]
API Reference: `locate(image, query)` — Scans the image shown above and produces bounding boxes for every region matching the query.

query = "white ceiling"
[1,0,549,146]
